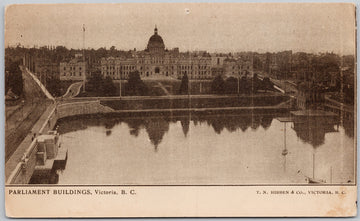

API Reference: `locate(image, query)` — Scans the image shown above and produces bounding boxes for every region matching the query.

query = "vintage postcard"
[4,3,356,217]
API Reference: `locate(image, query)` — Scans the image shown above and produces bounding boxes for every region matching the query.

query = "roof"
[148,34,164,45]
[147,27,165,50]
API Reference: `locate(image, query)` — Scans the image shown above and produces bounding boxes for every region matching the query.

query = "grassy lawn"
[101,94,289,110]
[143,80,212,95]
[56,80,80,97]
[76,79,275,97]
[77,80,213,97]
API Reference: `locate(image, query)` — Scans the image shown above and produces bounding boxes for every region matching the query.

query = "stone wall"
[6,100,113,184]
[7,141,38,184]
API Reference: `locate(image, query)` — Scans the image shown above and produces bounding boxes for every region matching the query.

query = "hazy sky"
[5,3,356,55]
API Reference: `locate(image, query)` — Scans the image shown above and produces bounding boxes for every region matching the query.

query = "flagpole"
[82,24,86,93]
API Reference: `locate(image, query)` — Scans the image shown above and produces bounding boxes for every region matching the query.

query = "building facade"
[223,58,253,78]
[297,82,325,110]
[60,54,87,81]
[35,58,59,81]
[101,26,212,80]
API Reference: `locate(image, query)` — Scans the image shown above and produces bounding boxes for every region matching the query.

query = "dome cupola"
[147,25,165,53]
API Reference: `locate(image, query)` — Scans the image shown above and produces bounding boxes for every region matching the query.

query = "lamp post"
[82,24,86,93]
[119,78,122,98]
[237,72,240,95]
[21,99,25,119]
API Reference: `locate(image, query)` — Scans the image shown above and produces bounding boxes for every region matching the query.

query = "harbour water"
[33,113,355,185]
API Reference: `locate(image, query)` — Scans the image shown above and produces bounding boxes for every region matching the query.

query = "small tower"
[154,25,158,35]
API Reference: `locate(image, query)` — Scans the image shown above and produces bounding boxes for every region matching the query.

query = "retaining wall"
[6,100,113,184]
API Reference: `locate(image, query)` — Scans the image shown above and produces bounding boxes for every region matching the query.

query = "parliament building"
[101,26,213,80]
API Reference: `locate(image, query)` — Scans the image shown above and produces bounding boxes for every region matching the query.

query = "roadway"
[62,82,83,98]
[257,73,298,97]
[56,92,287,104]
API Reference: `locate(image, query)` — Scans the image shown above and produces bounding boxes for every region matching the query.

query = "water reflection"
[58,114,278,149]
[292,117,339,148]
[144,118,169,150]
[36,112,354,185]
[180,117,190,137]
[56,113,347,150]
[343,117,354,138]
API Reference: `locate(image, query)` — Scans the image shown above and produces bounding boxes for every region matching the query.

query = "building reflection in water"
[180,116,190,137]
[292,115,339,148]
[144,118,170,151]
[45,111,354,185]
[291,113,340,183]
[342,117,354,138]
[57,113,345,152]
[57,113,277,150]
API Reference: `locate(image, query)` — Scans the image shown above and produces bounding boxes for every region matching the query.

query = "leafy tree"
[211,75,225,94]
[126,71,148,96]
[264,52,271,74]
[109,46,117,57]
[46,77,62,97]
[87,71,103,92]
[224,77,237,94]
[251,73,261,93]
[5,59,23,96]
[262,77,273,92]
[103,76,117,96]
[253,56,262,71]
[179,73,189,94]
[86,71,117,96]
[239,76,248,94]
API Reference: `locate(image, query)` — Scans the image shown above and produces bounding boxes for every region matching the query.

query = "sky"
[4,3,356,55]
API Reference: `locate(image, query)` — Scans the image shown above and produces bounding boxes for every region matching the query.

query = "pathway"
[62,82,83,98]
[22,66,55,101]
[5,102,55,181]
[6,67,53,162]
[156,82,170,95]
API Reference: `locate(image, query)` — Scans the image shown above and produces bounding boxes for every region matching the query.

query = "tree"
[109,46,117,57]
[211,75,225,94]
[126,71,148,96]
[178,73,189,94]
[102,76,117,96]
[239,76,248,94]
[224,77,237,94]
[5,59,23,96]
[262,77,273,92]
[46,77,62,97]
[253,55,262,71]
[251,73,261,93]
[86,71,117,96]
[87,71,103,92]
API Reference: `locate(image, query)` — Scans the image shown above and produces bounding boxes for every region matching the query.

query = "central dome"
[148,34,164,45]
[147,26,165,53]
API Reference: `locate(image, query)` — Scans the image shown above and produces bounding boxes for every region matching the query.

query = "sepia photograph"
[3,2,357,217]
